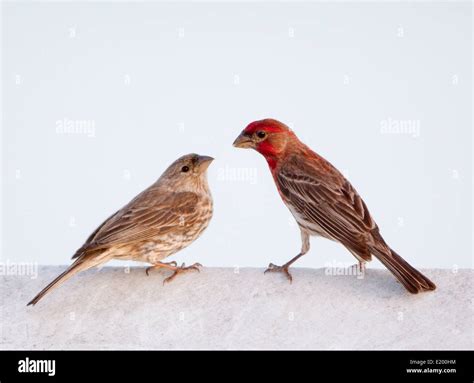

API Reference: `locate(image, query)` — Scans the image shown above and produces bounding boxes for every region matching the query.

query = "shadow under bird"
[28,153,214,306]
[233,119,435,294]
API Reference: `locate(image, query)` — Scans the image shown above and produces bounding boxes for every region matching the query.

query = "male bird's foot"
[145,261,178,276]
[352,261,366,275]
[264,263,293,283]
[163,262,202,285]
[351,262,366,279]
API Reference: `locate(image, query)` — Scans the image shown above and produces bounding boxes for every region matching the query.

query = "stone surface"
[1,267,472,350]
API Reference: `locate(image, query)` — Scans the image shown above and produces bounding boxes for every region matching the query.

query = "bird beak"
[196,155,214,171]
[233,133,254,149]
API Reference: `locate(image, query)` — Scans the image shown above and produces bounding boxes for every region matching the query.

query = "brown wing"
[276,157,377,261]
[72,210,120,258]
[73,188,199,258]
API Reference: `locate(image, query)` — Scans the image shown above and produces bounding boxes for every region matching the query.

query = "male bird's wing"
[72,189,199,258]
[276,156,378,261]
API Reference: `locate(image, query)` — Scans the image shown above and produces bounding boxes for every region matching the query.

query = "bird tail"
[371,247,436,294]
[27,258,93,306]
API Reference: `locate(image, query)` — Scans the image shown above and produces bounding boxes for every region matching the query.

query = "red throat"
[255,141,280,171]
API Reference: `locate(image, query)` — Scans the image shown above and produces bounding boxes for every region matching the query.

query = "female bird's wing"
[72,189,199,258]
[276,156,377,261]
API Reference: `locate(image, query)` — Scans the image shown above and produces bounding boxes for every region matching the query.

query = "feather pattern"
[74,190,200,256]
[235,118,436,293]
[28,153,214,305]
[276,155,375,261]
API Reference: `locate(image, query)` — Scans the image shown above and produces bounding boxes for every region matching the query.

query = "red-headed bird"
[233,119,435,294]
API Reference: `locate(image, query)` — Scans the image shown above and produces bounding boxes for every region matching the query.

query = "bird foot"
[354,261,366,274]
[351,262,366,279]
[264,263,293,283]
[145,261,178,276]
[163,262,202,285]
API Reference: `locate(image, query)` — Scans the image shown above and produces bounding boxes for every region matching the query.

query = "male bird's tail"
[27,258,94,306]
[370,247,436,294]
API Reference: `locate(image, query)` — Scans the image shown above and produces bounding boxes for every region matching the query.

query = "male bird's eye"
[256,131,267,139]
[181,166,190,173]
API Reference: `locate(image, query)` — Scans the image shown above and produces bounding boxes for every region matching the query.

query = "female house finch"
[28,153,214,306]
[233,119,435,294]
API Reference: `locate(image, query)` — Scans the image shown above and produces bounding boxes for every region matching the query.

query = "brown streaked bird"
[233,119,435,294]
[28,153,214,306]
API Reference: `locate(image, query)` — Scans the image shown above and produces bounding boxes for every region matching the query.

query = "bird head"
[233,119,294,168]
[161,153,214,191]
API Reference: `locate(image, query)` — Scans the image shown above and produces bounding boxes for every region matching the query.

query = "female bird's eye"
[256,131,267,139]
[181,166,190,173]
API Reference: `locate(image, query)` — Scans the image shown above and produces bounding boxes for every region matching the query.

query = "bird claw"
[264,263,293,283]
[162,262,202,285]
[145,261,178,276]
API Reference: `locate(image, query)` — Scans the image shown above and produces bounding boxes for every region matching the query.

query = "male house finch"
[28,153,214,306]
[233,119,435,294]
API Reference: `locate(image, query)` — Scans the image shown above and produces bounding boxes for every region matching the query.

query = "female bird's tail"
[27,258,93,306]
[371,247,436,294]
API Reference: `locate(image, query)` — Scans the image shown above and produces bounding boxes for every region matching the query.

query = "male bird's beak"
[233,133,254,149]
[196,155,214,171]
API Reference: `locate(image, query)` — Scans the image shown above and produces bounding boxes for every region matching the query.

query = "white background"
[2,1,472,269]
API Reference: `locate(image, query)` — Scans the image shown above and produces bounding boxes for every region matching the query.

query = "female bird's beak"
[233,133,254,149]
[196,155,214,171]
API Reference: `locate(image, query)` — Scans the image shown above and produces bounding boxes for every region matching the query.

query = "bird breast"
[134,195,213,264]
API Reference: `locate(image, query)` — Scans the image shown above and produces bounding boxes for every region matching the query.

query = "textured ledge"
[1,267,472,350]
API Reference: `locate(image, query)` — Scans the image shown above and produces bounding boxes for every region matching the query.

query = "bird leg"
[264,253,305,283]
[162,262,203,285]
[145,261,178,276]
[264,230,310,284]
[352,260,366,279]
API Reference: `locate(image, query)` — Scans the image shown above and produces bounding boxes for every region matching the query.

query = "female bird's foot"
[163,262,202,285]
[145,261,178,276]
[264,263,293,283]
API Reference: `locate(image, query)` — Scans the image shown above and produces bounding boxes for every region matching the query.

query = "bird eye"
[256,131,267,139]
[181,166,190,173]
